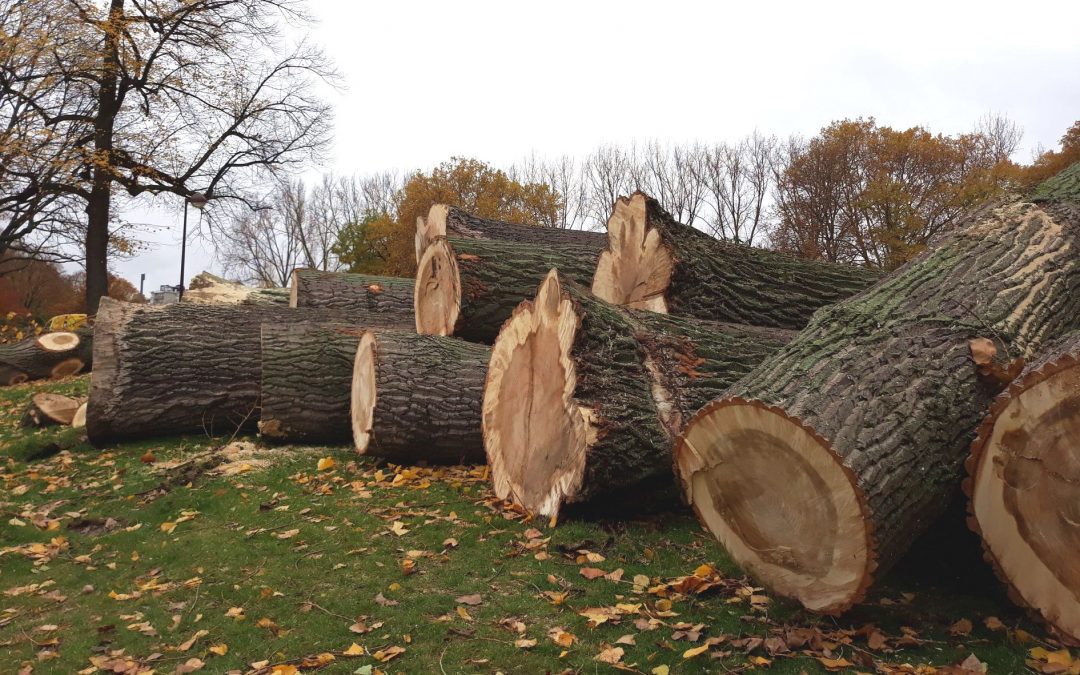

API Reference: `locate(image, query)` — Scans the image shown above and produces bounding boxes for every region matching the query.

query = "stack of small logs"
[80,162,1080,644]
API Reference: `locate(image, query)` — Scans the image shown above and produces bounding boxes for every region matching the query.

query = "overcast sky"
[115,0,1080,294]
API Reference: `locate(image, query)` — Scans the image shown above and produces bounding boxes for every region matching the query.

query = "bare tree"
[583,144,635,225]
[218,182,306,287]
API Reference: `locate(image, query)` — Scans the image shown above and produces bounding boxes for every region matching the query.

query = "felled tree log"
[183,271,289,306]
[482,270,792,518]
[86,300,394,445]
[966,331,1080,644]
[22,393,82,427]
[259,322,366,444]
[289,269,415,320]
[673,198,1080,615]
[0,327,94,386]
[592,192,881,327]
[414,236,601,343]
[415,204,606,263]
[352,331,490,463]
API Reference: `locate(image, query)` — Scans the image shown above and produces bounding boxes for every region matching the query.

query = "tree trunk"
[22,393,83,427]
[352,330,490,464]
[290,269,414,320]
[482,270,792,518]
[592,192,882,328]
[674,198,1080,615]
[86,299,386,445]
[258,322,366,444]
[415,236,601,343]
[85,0,125,315]
[966,330,1080,645]
[415,204,606,263]
[0,328,93,386]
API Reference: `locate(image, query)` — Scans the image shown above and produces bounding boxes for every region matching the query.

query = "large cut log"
[289,269,415,320]
[0,327,93,386]
[415,236,602,343]
[673,196,1080,615]
[352,331,490,464]
[482,270,793,518]
[415,204,606,263]
[86,300,401,445]
[259,323,366,444]
[22,393,83,427]
[182,271,289,305]
[591,192,881,327]
[966,331,1080,644]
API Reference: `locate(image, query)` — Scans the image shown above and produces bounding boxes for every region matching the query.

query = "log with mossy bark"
[965,330,1080,644]
[351,331,490,464]
[414,236,602,343]
[673,196,1080,616]
[415,204,606,263]
[591,192,882,327]
[258,322,368,444]
[0,327,93,386]
[482,270,793,518]
[86,300,401,445]
[289,269,415,320]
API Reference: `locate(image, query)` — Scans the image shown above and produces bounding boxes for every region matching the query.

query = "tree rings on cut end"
[414,237,461,336]
[351,331,379,453]
[37,331,80,352]
[415,204,450,263]
[674,398,873,613]
[969,354,1080,643]
[591,193,672,313]
[482,270,590,518]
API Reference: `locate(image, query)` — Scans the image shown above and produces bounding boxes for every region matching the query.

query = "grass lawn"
[0,376,1071,674]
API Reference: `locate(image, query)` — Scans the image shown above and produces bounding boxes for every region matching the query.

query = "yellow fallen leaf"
[818,656,854,670]
[683,644,709,659]
[456,606,474,622]
[160,521,177,533]
[373,645,405,662]
[276,529,299,539]
[209,644,228,656]
[652,666,670,675]
[343,643,364,656]
[390,521,409,536]
[317,457,336,471]
[515,638,537,649]
[225,607,245,619]
[270,666,298,675]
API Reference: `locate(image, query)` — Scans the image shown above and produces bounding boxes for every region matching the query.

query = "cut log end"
[288,269,300,308]
[415,204,450,263]
[71,402,87,429]
[591,193,672,313]
[969,355,1080,643]
[351,331,378,453]
[674,398,873,614]
[50,357,86,379]
[24,393,82,427]
[414,237,461,336]
[482,270,590,518]
[37,331,80,352]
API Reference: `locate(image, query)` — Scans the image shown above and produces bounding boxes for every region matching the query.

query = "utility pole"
[178,192,208,300]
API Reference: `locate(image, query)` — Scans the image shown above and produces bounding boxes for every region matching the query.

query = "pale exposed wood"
[22,392,82,427]
[0,328,93,386]
[71,402,87,429]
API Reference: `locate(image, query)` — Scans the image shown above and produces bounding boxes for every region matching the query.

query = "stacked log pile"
[77,162,1080,643]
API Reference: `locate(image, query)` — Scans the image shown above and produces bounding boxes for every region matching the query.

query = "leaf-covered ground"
[1,377,1075,674]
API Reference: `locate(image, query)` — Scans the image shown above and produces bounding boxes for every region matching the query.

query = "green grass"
[0,376,1068,674]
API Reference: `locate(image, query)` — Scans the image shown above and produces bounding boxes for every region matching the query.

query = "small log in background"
[482,270,792,518]
[966,330,1080,645]
[290,268,415,316]
[591,192,881,327]
[22,392,83,427]
[415,204,606,264]
[352,330,490,464]
[0,327,93,386]
[414,236,601,342]
[674,194,1080,614]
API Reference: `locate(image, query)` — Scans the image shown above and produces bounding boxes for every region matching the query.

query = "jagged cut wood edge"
[414,237,461,336]
[86,298,131,442]
[71,401,87,429]
[673,397,877,614]
[964,350,1080,645]
[350,331,378,454]
[591,192,673,313]
[415,204,451,264]
[288,268,304,308]
[482,270,591,518]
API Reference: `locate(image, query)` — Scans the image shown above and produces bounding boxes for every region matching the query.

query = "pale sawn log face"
[676,199,1080,613]
[969,330,1080,644]
[352,330,489,464]
[592,192,881,328]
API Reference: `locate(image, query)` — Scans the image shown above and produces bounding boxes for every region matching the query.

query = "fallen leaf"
[579,567,606,580]
[175,657,204,673]
[949,618,973,636]
[596,646,624,664]
[390,521,409,537]
[652,666,670,675]
[374,593,398,607]
[317,457,336,471]
[343,643,365,656]
[616,634,636,645]
[372,645,405,662]
[208,644,228,656]
[549,628,576,647]
[514,638,537,649]
[276,529,299,540]
[984,616,1006,632]
[456,594,483,606]
[683,644,710,659]
[160,521,177,534]
[456,606,474,622]
[818,656,854,670]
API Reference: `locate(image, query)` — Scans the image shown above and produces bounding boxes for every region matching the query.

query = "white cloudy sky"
[114,0,1080,293]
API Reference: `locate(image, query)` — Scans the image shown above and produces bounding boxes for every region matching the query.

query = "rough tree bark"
[415,204,606,263]
[414,236,601,343]
[352,330,490,464]
[966,330,1080,644]
[258,322,366,444]
[86,299,392,445]
[674,197,1080,615]
[290,269,415,319]
[482,270,792,518]
[592,192,881,327]
[0,328,94,386]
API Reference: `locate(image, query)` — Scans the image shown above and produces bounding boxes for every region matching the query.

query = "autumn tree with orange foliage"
[1023,120,1080,187]
[333,158,561,276]
[772,118,1019,270]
